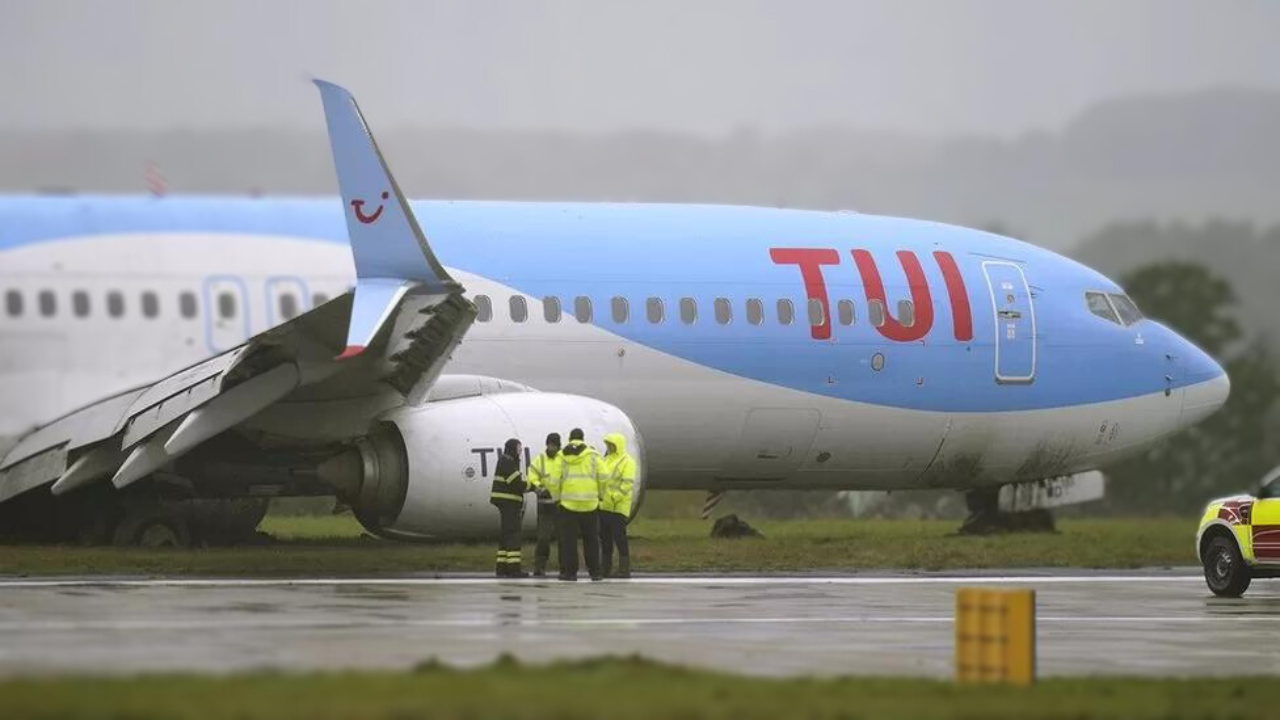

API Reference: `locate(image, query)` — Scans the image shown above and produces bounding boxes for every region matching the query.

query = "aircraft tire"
[112,505,193,548]
[1203,534,1251,597]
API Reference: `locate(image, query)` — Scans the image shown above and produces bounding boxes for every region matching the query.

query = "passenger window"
[216,292,235,320]
[543,296,561,323]
[574,296,593,323]
[837,299,855,326]
[474,295,492,322]
[108,291,126,318]
[646,297,664,324]
[73,291,91,318]
[180,291,198,319]
[5,290,21,317]
[808,299,825,327]
[746,298,764,326]
[898,300,914,328]
[680,298,698,325]
[1109,294,1143,326]
[142,291,160,319]
[612,296,629,323]
[509,296,528,323]
[1086,292,1120,324]
[312,292,330,307]
[277,293,297,320]
[869,299,886,328]
[776,299,794,326]
[714,298,732,325]
[39,290,56,317]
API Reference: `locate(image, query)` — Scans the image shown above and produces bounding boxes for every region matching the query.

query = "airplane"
[0,81,1229,546]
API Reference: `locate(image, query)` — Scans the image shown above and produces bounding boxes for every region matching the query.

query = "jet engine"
[319,392,643,539]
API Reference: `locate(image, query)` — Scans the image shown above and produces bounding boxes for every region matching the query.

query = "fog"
[3,1,1280,248]
[4,0,1279,135]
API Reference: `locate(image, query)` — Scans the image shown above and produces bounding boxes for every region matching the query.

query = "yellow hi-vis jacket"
[599,433,638,517]
[527,451,564,505]
[557,440,603,513]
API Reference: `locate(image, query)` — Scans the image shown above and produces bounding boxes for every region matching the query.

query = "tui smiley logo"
[351,191,390,224]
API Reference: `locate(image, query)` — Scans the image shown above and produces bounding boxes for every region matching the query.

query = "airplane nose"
[1179,341,1230,427]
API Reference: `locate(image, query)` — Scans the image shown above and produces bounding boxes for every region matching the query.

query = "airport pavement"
[0,571,1277,678]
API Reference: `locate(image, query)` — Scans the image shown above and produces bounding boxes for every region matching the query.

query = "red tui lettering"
[851,249,934,342]
[769,248,841,340]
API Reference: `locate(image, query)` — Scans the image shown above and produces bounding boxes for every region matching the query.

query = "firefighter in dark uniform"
[490,438,528,578]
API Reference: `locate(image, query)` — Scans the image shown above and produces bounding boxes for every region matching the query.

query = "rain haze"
[7,8,1280,702]
[3,1,1280,135]
[2,1,1280,250]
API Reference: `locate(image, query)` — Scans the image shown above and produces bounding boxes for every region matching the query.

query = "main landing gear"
[959,486,1055,535]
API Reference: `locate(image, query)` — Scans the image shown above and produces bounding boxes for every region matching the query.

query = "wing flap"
[164,363,299,457]
[50,444,125,496]
[1,389,144,472]
[0,444,68,504]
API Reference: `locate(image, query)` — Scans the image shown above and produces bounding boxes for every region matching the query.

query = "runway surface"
[1,571,1278,678]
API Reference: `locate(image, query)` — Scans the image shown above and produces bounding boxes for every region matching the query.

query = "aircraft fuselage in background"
[0,195,1227,493]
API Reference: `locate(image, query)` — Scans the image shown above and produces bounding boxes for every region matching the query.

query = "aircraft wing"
[0,80,476,504]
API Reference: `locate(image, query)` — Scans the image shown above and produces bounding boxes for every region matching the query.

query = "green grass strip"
[0,517,1198,577]
[0,656,1275,720]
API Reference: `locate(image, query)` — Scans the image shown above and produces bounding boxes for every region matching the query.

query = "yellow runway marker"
[956,587,1035,685]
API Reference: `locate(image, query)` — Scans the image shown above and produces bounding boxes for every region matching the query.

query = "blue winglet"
[313,80,461,359]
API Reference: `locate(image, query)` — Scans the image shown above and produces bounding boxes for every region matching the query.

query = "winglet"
[313,80,461,359]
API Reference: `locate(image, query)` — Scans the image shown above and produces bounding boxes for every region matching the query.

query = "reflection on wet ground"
[0,573,1277,678]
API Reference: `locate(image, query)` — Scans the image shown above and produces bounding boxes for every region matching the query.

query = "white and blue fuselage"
[0,195,1227,492]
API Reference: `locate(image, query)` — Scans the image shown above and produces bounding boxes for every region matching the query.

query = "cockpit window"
[1109,294,1143,326]
[1085,292,1120,324]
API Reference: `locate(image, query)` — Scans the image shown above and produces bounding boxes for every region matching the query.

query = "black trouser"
[600,510,629,571]
[534,503,558,571]
[557,507,601,579]
[494,501,523,574]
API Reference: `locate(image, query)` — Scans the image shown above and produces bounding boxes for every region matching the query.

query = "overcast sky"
[2,0,1279,137]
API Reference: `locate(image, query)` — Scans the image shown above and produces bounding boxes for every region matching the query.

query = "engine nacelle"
[325,393,644,540]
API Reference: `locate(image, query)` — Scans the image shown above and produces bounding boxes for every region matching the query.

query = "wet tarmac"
[0,571,1278,678]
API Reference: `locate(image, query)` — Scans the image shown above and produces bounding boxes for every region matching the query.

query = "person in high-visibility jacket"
[525,432,563,577]
[555,428,604,581]
[489,438,528,578]
[599,432,638,578]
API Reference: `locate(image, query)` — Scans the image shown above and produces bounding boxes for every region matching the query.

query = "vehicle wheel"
[1203,535,1251,597]
[112,507,192,548]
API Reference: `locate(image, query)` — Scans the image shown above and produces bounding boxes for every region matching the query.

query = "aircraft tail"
[313,79,461,359]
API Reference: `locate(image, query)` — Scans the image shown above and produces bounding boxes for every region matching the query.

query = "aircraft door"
[720,408,820,481]
[982,261,1036,384]
[204,276,251,353]
[265,276,309,327]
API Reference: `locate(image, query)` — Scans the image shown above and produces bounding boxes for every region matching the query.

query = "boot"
[616,556,631,579]
[533,558,547,578]
[602,555,613,578]
[510,564,530,578]
[496,563,507,578]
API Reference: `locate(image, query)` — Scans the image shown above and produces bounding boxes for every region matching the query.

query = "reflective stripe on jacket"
[557,441,602,513]
[528,452,564,505]
[599,432,638,516]
[490,452,527,505]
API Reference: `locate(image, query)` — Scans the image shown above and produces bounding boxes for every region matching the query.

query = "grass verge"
[0,516,1197,576]
[0,656,1274,720]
